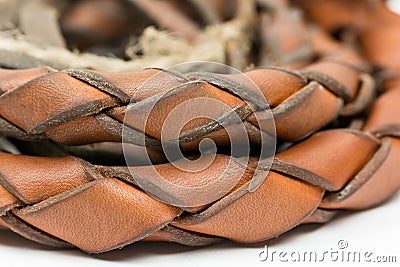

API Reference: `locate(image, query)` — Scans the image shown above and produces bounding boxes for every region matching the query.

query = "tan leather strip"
[63,69,131,103]
[240,68,306,108]
[0,0,399,254]
[268,82,342,141]
[0,72,119,133]
[274,129,380,191]
[0,184,21,215]
[14,178,182,253]
[340,73,376,116]
[300,61,360,101]
[45,115,122,145]
[0,61,370,145]
[0,153,95,204]
[1,213,72,248]
[321,137,400,209]
[173,171,324,242]
[363,88,400,134]
[0,218,7,228]
[0,66,56,94]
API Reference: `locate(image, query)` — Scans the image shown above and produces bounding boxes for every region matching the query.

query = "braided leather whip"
[0,0,399,254]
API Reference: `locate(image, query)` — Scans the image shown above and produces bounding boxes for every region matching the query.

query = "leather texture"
[0,0,399,254]
[0,49,371,146]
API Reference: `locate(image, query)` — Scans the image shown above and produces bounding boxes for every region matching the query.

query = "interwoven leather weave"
[0,0,399,253]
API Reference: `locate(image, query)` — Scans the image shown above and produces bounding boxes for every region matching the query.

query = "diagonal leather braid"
[1,0,400,255]
[0,82,399,253]
[0,46,398,252]
[0,46,374,149]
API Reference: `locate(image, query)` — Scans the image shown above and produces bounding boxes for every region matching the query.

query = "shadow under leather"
[92,226,327,261]
[0,228,77,254]
[93,225,330,261]
[0,191,399,261]
[92,240,260,262]
[92,241,201,261]
[265,190,400,247]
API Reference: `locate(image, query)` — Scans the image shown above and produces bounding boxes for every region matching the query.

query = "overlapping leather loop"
[0,0,399,255]
[0,76,398,252]
[0,57,372,147]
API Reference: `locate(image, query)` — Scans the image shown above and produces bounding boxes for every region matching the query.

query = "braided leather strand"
[1,0,400,255]
[0,48,372,149]
[0,82,399,252]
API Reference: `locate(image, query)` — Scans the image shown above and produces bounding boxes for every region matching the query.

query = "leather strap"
[0,85,399,252]
[0,49,371,147]
[0,0,399,254]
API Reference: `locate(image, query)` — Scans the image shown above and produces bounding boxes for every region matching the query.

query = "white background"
[1,1,400,266]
